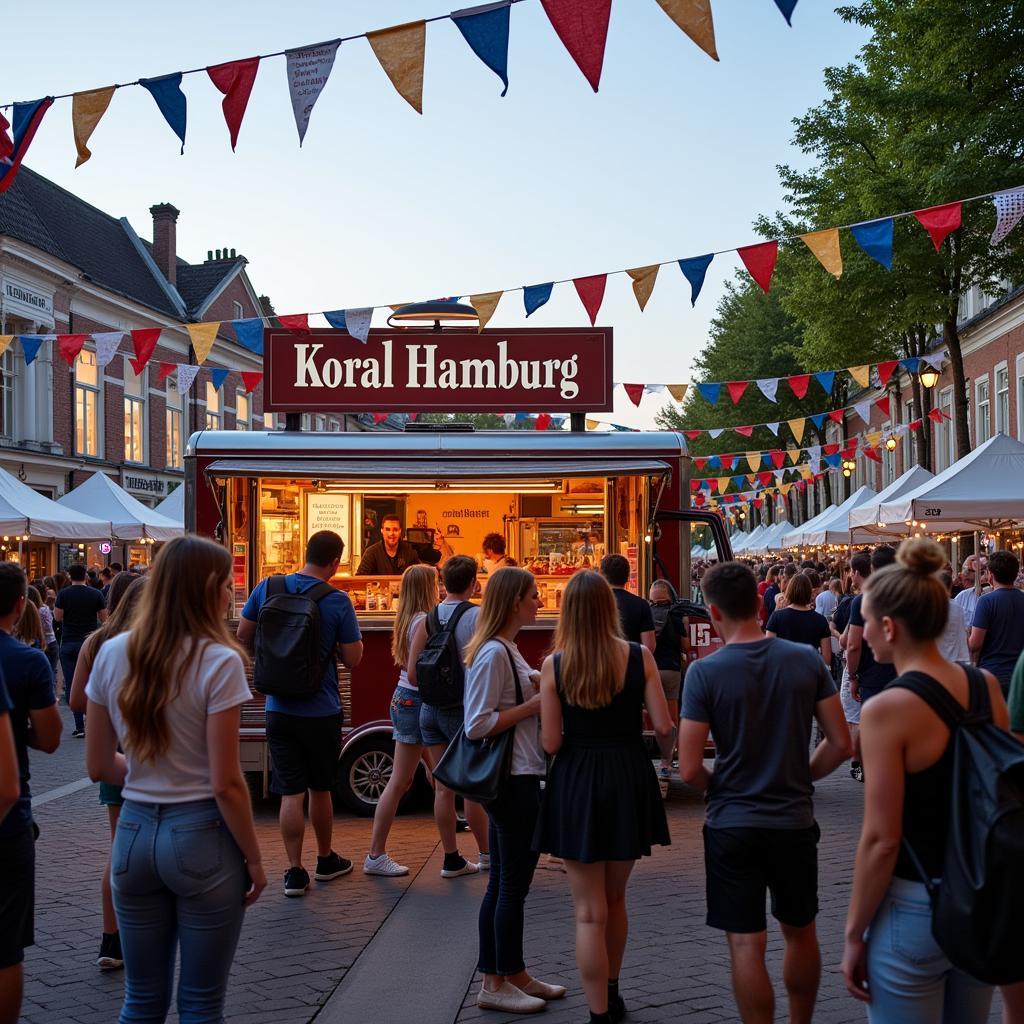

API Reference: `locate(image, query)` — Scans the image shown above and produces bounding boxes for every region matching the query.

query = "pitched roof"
[175,258,244,316]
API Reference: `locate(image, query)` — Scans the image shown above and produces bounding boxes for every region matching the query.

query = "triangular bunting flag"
[788,417,805,444]
[241,371,263,393]
[822,442,840,456]
[708,428,724,439]
[770,450,785,469]
[678,253,714,306]
[828,409,845,424]
[92,331,123,367]
[452,2,511,96]
[908,418,923,432]
[128,358,148,376]
[756,378,779,403]
[233,319,264,355]
[471,291,502,332]
[847,364,871,388]
[813,371,835,395]
[158,362,176,381]
[991,187,1024,246]
[207,57,260,150]
[177,364,201,394]
[345,308,373,343]
[684,430,702,440]
[766,422,780,436]
[524,282,553,317]
[900,357,921,374]
[921,351,947,370]
[734,425,754,438]
[809,413,826,430]
[876,360,899,387]
[774,0,798,24]
[654,0,718,60]
[726,380,748,404]
[693,457,707,471]
[57,334,88,365]
[875,396,890,416]
[865,431,882,446]
[279,314,309,332]
[0,336,13,357]
[927,407,944,424]
[0,98,54,193]
[586,418,601,430]
[535,413,552,431]
[187,322,220,364]
[787,374,810,400]
[139,74,187,153]
[131,328,161,370]
[717,478,731,495]
[737,240,778,294]
[209,367,230,390]
[622,383,645,407]
[800,228,843,278]
[573,274,606,326]
[72,86,115,167]
[367,21,427,113]
[863,447,881,463]
[540,0,613,92]
[20,336,46,365]
[719,455,735,470]
[850,218,893,270]
[626,265,659,311]
[745,452,760,471]
[697,382,720,405]
[758,472,773,487]
[913,201,962,251]
[285,41,340,145]
[667,384,687,402]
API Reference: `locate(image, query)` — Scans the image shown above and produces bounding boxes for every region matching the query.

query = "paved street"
[23,705,1003,1023]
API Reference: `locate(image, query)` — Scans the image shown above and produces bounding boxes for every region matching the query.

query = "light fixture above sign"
[386,299,479,330]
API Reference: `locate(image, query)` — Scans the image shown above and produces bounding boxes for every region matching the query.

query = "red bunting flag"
[693,457,707,471]
[241,371,263,392]
[823,442,840,455]
[726,380,749,404]
[913,201,962,252]
[372,412,389,424]
[796,479,807,492]
[927,407,945,423]
[876,396,890,416]
[535,413,552,431]
[573,274,606,326]
[540,0,613,92]
[278,313,309,332]
[684,429,702,439]
[622,383,645,407]
[876,360,899,387]
[787,374,810,399]
[690,479,701,492]
[128,357,148,376]
[207,57,260,151]
[131,328,161,370]
[734,424,754,437]
[737,240,778,294]
[841,447,857,461]
[757,471,773,486]
[158,362,176,381]
[863,447,882,463]
[828,410,845,424]
[407,412,419,422]
[770,450,785,468]
[720,455,735,470]
[908,418,923,432]
[57,334,88,365]
[752,497,763,509]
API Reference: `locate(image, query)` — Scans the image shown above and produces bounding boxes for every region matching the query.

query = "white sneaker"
[477,852,491,871]
[441,856,480,878]
[476,982,547,1014]
[363,852,409,876]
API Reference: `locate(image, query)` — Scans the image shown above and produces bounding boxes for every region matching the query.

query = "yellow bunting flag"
[0,336,13,357]
[746,452,760,472]
[654,0,719,61]
[800,228,843,278]
[779,482,793,496]
[72,86,115,167]
[666,384,687,402]
[626,265,660,312]
[865,430,882,446]
[800,465,814,480]
[787,447,801,464]
[586,418,601,430]
[717,477,731,495]
[847,364,871,388]
[187,322,220,364]
[367,21,426,114]
[471,291,502,332]
[788,417,806,444]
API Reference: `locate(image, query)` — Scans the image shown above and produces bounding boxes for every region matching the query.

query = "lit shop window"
[75,349,101,457]
[166,380,183,470]
[205,380,222,429]
[123,357,146,464]
[235,391,250,430]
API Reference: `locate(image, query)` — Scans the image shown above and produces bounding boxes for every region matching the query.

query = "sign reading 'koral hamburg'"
[263,328,614,414]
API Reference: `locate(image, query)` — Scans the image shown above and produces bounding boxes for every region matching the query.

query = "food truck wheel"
[335,735,431,816]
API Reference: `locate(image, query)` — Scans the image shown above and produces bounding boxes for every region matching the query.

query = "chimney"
[149,203,180,286]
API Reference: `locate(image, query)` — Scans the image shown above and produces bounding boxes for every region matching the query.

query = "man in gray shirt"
[678,561,851,1024]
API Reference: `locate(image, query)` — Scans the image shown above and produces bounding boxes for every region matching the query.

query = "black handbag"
[432,643,524,805]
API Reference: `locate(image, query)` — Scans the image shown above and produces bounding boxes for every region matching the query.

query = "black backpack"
[416,602,474,708]
[253,575,336,699]
[893,667,1024,985]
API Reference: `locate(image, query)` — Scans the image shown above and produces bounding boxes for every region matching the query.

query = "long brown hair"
[464,567,535,667]
[118,537,246,762]
[391,564,439,668]
[552,570,623,709]
[86,575,145,661]
[14,590,43,648]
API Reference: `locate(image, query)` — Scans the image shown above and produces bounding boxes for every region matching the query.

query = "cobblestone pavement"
[22,706,1002,1022]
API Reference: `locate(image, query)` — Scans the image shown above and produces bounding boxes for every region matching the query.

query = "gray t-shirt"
[436,598,479,656]
[681,637,836,830]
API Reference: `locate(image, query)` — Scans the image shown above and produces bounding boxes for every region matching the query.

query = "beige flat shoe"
[477,982,547,1014]
[522,978,567,1000]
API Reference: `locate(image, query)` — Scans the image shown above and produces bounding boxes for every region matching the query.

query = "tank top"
[554,643,646,747]
[396,612,426,690]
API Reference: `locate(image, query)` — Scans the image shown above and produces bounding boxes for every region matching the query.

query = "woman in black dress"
[535,571,673,1024]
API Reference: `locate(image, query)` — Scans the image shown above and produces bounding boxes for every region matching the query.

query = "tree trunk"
[945,316,971,460]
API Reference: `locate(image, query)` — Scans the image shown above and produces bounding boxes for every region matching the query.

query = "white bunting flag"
[286,40,341,145]
[756,377,780,403]
[345,307,373,343]
[991,187,1024,245]
[177,363,201,394]
[645,384,667,395]
[853,399,873,425]
[765,421,780,436]
[921,350,947,370]
[503,413,515,426]
[708,428,724,439]
[92,331,124,368]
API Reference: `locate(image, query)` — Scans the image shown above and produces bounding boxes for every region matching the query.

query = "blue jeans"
[58,641,84,732]
[390,685,424,745]
[112,799,248,1023]
[865,877,993,1023]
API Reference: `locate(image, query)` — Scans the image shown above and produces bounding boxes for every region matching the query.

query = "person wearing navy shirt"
[0,562,62,1019]
[238,531,363,898]
[969,550,1024,695]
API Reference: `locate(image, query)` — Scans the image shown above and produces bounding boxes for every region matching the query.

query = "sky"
[6,0,869,427]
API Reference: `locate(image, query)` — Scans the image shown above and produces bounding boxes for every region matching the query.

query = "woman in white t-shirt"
[85,536,265,1023]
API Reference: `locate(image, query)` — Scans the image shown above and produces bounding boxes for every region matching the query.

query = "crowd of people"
[0,530,1022,1023]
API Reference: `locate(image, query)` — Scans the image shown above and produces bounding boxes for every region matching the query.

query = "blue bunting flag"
[850,218,894,271]
[677,254,714,307]
[452,2,511,96]
[523,282,553,317]
[139,73,187,153]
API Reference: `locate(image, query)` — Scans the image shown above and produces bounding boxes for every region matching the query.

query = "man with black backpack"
[238,531,363,898]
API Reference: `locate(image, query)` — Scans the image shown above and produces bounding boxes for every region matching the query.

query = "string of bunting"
[0,0,800,189]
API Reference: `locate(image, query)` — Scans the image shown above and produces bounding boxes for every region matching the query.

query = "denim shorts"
[390,686,424,746]
[419,702,465,748]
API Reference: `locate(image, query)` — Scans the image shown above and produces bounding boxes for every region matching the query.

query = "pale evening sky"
[6,1,868,427]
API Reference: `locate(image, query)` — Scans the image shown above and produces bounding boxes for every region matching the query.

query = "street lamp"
[919,366,940,389]
[842,457,857,477]
[885,434,899,452]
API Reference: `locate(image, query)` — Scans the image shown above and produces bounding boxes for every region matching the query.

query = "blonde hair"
[464,567,535,667]
[391,565,439,668]
[863,538,948,641]
[118,537,247,763]
[552,570,623,709]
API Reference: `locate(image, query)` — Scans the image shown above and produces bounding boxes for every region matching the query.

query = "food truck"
[185,326,731,811]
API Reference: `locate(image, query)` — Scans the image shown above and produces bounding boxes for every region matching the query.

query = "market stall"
[154,485,185,524]
[777,503,841,550]
[845,465,934,541]
[733,523,766,554]
[794,484,878,549]
[749,520,791,554]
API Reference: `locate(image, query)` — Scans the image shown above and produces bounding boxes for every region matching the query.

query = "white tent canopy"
[155,485,184,524]
[779,501,843,550]
[58,473,183,542]
[0,466,110,541]
[846,465,935,539]
[797,484,879,547]
[756,520,792,553]
[729,530,752,554]
[874,434,1024,532]
[733,524,766,554]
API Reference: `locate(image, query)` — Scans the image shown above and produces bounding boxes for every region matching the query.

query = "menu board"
[232,542,248,617]
[305,494,351,563]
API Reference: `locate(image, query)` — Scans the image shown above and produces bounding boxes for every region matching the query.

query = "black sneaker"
[72,729,85,739]
[850,762,864,783]
[314,852,353,881]
[455,815,470,833]
[283,866,310,897]
[97,932,123,971]
[609,993,627,1023]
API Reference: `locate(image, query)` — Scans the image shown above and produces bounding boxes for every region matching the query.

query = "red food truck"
[184,326,731,811]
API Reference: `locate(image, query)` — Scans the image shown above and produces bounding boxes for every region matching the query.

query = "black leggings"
[477,775,541,976]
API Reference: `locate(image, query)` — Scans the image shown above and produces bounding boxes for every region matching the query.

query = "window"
[0,348,14,438]
[74,349,101,457]
[995,363,1010,435]
[314,414,326,432]
[975,375,991,444]
[235,391,250,430]
[1017,355,1024,442]
[166,380,183,469]
[233,300,244,320]
[205,380,221,429]
[123,357,146,464]
[301,413,311,431]
[936,387,955,470]
[263,412,275,430]
[328,418,341,431]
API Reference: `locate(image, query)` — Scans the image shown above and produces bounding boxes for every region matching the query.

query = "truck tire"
[335,734,433,816]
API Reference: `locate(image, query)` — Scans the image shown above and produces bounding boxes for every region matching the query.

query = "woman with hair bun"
[841,538,1010,1021]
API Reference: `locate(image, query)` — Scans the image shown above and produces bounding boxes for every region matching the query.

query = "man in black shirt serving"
[356,514,450,576]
